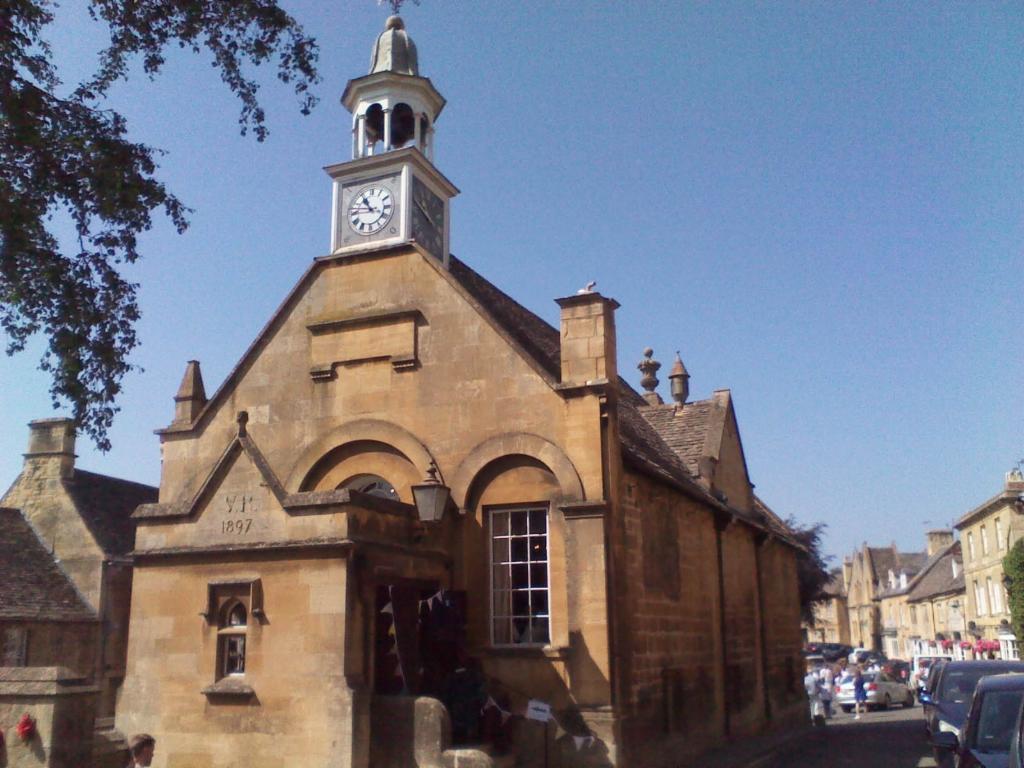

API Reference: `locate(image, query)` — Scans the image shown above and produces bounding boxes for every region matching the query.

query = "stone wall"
[0,667,97,768]
[117,554,364,768]
[616,471,726,766]
[0,621,97,680]
[720,523,763,736]
[757,539,805,726]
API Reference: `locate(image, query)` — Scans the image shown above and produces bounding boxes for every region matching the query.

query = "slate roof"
[634,400,714,475]
[448,256,797,544]
[821,569,846,598]
[0,508,96,622]
[907,541,964,602]
[753,495,799,541]
[449,257,716,504]
[872,547,930,598]
[868,547,927,583]
[63,470,158,557]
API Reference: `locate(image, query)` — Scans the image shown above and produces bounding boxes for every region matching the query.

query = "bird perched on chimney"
[577,281,597,295]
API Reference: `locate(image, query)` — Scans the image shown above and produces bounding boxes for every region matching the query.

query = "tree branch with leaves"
[0,0,319,449]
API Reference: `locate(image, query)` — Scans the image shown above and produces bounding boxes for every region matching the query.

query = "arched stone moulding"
[451,433,585,514]
[283,419,436,493]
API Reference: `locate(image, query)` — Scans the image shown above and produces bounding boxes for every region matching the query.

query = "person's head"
[129,734,155,766]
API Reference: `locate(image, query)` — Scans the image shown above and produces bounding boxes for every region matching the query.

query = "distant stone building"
[0,418,156,764]
[844,543,927,651]
[955,469,1024,659]
[111,15,809,768]
[906,539,966,658]
[803,569,850,645]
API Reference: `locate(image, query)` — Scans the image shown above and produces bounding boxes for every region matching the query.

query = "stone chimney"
[1006,467,1024,493]
[173,360,207,425]
[926,529,954,557]
[25,418,76,479]
[555,293,619,387]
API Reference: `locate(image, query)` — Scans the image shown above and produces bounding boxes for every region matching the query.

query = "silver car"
[835,671,915,711]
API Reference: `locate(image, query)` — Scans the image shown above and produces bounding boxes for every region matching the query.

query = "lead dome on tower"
[369,15,419,76]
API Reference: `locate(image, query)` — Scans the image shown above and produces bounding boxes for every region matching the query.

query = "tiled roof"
[821,569,846,598]
[907,541,964,602]
[448,256,698,495]
[63,470,158,557]
[955,488,1022,529]
[635,400,714,475]
[448,256,560,380]
[871,547,930,597]
[0,508,96,622]
[447,257,794,542]
[752,495,800,542]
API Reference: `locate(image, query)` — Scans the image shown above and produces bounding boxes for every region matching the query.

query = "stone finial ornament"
[173,360,207,424]
[638,348,663,405]
[369,14,419,75]
[668,351,690,405]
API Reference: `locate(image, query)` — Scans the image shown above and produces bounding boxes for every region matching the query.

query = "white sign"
[526,699,552,722]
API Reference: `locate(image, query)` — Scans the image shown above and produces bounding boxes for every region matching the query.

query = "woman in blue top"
[853,667,868,720]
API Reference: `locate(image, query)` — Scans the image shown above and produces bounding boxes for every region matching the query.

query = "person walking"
[804,663,825,725]
[819,663,835,719]
[853,666,868,720]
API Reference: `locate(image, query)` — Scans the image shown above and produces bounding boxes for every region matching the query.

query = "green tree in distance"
[786,518,833,625]
[1003,539,1024,644]
[0,0,320,449]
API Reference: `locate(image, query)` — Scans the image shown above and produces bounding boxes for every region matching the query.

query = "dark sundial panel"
[411,175,445,261]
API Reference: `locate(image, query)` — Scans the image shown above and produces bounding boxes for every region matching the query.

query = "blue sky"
[1,2,1021,563]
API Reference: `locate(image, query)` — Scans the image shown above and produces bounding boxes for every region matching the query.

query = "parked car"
[820,643,853,663]
[916,654,955,697]
[924,660,951,719]
[923,660,1024,767]
[835,670,915,711]
[932,672,1024,768]
[1006,690,1024,768]
[885,659,912,684]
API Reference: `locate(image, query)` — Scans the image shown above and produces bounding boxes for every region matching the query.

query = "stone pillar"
[0,667,99,768]
[357,115,367,158]
[554,293,620,387]
[383,108,393,151]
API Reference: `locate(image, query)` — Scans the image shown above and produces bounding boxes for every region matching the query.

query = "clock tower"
[327,15,458,265]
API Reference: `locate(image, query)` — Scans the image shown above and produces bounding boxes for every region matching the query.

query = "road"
[753,704,939,768]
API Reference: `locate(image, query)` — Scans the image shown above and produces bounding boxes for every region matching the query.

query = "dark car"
[924,661,1024,767]
[821,643,854,663]
[925,660,951,720]
[932,672,1024,768]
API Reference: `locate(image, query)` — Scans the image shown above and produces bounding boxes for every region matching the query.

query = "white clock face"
[347,186,395,235]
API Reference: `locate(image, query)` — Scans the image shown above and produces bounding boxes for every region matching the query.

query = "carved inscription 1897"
[222,494,256,535]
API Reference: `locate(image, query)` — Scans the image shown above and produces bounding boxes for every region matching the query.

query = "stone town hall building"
[1,16,806,768]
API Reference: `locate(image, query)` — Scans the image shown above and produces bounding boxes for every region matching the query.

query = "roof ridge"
[71,468,157,492]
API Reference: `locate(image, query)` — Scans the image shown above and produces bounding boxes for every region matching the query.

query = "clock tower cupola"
[327,14,457,264]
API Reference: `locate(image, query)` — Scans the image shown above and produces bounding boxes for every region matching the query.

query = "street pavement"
[751,703,939,768]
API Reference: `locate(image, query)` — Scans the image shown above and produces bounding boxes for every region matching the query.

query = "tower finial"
[638,348,663,406]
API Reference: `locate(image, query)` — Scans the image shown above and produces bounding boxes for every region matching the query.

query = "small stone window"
[489,506,550,646]
[201,578,262,696]
[218,600,248,678]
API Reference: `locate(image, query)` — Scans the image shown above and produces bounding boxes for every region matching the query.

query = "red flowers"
[15,713,35,742]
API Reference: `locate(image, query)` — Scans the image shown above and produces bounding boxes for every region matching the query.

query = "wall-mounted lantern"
[412,460,451,523]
